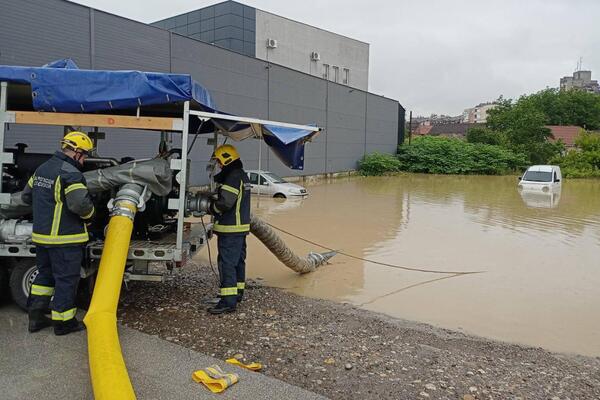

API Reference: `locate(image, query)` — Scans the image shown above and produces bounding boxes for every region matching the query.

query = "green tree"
[486,99,562,164]
[466,126,505,146]
[518,88,600,130]
[396,136,527,175]
[574,129,600,151]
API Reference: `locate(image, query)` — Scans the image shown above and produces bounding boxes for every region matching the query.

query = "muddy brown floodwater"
[196,174,600,357]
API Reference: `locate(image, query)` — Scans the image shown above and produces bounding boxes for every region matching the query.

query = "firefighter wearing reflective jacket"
[207,144,251,314]
[21,131,95,335]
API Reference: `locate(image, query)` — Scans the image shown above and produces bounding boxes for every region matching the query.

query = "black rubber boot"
[27,294,52,333]
[54,318,86,336]
[237,290,244,303]
[207,301,236,315]
[28,309,52,333]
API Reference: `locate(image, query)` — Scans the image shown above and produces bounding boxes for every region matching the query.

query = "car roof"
[526,165,558,172]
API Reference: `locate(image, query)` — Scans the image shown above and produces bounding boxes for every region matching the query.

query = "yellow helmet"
[61,131,94,154]
[213,144,240,166]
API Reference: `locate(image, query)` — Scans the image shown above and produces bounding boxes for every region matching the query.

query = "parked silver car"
[246,170,308,198]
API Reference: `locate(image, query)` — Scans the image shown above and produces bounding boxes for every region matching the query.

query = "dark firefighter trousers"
[217,234,246,307]
[28,245,83,322]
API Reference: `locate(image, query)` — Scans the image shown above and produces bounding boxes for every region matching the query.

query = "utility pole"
[408,110,413,145]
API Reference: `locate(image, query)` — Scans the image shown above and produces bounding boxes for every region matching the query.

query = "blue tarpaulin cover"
[0,59,215,112]
[0,60,320,170]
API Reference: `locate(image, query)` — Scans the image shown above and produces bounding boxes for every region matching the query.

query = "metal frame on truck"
[0,80,319,307]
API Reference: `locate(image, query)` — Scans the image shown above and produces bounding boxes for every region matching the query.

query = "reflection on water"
[195,175,600,356]
[519,189,561,209]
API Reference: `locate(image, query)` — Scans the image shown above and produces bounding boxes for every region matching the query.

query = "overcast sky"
[74,0,600,116]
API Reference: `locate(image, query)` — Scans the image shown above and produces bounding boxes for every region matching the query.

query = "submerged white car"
[246,170,308,198]
[518,165,562,192]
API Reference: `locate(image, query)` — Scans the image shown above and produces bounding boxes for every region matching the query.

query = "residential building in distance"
[547,125,583,149]
[412,122,483,138]
[560,70,600,93]
[462,102,497,124]
[411,114,462,128]
[152,0,369,90]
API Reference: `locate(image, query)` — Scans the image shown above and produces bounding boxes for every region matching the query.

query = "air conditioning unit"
[310,51,321,61]
[266,38,278,49]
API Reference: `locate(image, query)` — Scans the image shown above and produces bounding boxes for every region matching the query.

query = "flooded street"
[197,174,600,356]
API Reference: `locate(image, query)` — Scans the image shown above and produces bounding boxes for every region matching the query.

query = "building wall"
[152,1,370,91]
[560,70,600,93]
[152,1,257,57]
[255,10,369,91]
[462,103,496,124]
[0,0,398,186]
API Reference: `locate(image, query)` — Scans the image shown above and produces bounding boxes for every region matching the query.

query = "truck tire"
[76,274,96,310]
[9,259,38,311]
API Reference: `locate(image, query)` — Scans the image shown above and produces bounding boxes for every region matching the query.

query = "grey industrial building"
[0,0,404,185]
[153,1,371,91]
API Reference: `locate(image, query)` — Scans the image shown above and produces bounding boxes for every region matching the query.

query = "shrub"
[397,136,527,175]
[550,131,600,178]
[358,152,402,176]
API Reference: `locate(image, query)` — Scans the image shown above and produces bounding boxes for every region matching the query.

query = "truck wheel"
[9,259,38,311]
[76,274,96,310]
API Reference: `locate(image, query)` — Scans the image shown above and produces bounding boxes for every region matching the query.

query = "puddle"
[195,174,600,356]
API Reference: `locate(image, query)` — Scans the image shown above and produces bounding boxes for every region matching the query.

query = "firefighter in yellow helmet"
[206,144,251,314]
[21,131,95,335]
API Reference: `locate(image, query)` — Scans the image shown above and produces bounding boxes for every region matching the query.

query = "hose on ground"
[249,214,336,274]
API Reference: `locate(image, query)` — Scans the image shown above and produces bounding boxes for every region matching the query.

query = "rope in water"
[265,222,486,275]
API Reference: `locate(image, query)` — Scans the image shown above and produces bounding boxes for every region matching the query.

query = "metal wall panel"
[0,0,91,154]
[0,0,91,68]
[93,11,170,72]
[366,93,400,154]
[326,82,367,172]
[267,65,327,177]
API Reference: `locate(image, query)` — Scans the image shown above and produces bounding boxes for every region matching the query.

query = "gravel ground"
[119,263,600,400]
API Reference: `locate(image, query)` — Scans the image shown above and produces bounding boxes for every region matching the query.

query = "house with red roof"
[546,125,583,149]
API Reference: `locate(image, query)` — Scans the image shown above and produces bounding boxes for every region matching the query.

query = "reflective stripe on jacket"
[212,168,251,235]
[23,151,95,246]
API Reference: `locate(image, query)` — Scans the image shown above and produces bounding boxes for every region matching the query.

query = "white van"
[518,165,562,192]
[246,170,308,199]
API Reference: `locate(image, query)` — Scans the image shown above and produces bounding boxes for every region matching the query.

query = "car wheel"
[9,259,38,311]
[273,193,287,199]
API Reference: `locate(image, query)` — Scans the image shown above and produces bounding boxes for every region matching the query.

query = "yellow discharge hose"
[84,185,143,400]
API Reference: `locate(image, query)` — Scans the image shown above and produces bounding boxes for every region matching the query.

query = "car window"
[264,172,286,183]
[523,171,552,182]
[249,173,258,185]
[259,175,267,185]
